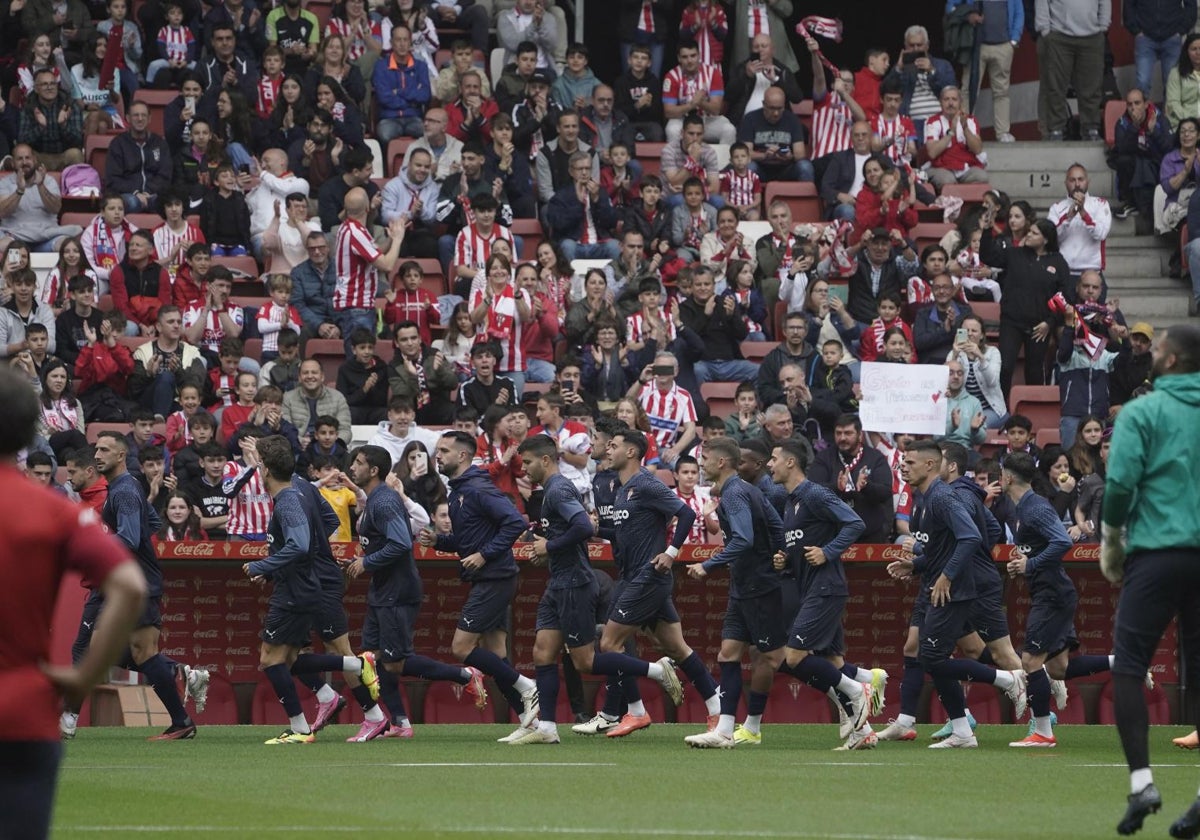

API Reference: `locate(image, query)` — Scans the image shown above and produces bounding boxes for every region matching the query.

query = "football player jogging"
[683,437,789,749]
[345,445,488,742]
[511,435,684,746]
[1099,325,1200,837]
[886,440,1027,749]
[574,428,721,738]
[767,439,879,750]
[0,367,147,840]
[93,432,200,741]
[422,431,541,742]
[286,471,381,734]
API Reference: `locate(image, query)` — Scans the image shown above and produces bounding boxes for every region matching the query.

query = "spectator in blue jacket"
[106,102,174,214]
[547,151,620,261]
[372,23,431,144]
[888,24,957,139]
[290,229,341,342]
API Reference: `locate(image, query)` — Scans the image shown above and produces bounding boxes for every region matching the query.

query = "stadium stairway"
[986,141,1186,329]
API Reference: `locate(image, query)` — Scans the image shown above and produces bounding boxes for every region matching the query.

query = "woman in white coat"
[945,315,1007,429]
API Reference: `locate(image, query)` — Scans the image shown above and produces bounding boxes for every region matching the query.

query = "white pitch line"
[1071,763,1200,768]
[62,828,977,840]
[319,761,619,768]
[795,762,918,767]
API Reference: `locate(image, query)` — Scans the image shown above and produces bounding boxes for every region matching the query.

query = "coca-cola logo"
[169,543,216,557]
[193,629,219,639]
[161,613,185,622]
[870,612,896,621]
[879,546,908,561]
[193,596,218,605]
[224,613,251,621]
[225,647,252,656]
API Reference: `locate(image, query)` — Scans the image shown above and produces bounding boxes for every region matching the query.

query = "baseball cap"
[1130,322,1154,339]
[868,227,890,241]
[528,69,552,86]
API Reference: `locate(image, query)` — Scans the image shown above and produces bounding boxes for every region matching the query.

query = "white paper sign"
[858,362,950,436]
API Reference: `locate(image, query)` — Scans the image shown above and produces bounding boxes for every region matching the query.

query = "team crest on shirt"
[152,149,161,163]
[540,518,550,529]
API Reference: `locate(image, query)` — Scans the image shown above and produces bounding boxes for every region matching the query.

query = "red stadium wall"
[51,541,1175,700]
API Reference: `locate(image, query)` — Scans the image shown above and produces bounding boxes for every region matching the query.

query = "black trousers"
[997,320,1050,399]
[0,741,62,840]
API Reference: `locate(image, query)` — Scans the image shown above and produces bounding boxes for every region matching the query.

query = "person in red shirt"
[0,366,145,839]
[382,260,441,345]
[853,48,890,119]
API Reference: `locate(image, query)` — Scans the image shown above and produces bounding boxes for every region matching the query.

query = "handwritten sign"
[858,362,949,435]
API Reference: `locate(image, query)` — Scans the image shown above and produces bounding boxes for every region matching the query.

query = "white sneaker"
[1005,669,1028,719]
[998,133,1016,143]
[848,683,872,733]
[836,699,852,739]
[877,719,918,741]
[928,733,978,749]
[497,723,537,743]
[1050,678,1068,710]
[834,727,878,751]
[684,729,736,749]
[518,687,540,728]
[184,666,210,713]
[508,726,560,745]
[60,711,78,740]
[1145,669,1156,691]
[656,657,684,705]
[571,714,618,735]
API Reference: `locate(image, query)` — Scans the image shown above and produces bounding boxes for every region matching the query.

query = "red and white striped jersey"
[811,91,854,160]
[256,74,282,121]
[871,112,916,167]
[670,486,717,544]
[680,2,728,65]
[152,221,204,274]
[626,308,677,344]
[222,461,273,536]
[183,301,245,353]
[326,17,386,61]
[468,283,530,373]
[635,0,655,33]
[732,288,763,334]
[157,24,194,63]
[530,420,593,501]
[745,0,769,38]
[720,168,762,209]
[39,267,98,308]
[637,382,697,449]
[663,64,725,108]
[333,217,382,310]
[255,300,302,353]
[453,223,514,273]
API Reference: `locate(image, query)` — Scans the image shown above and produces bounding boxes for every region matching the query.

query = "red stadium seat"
[85,135,115,172]
[125,213,163,232]
[510,218,544,260]
[388,137,415,177]
[1099,680,1170,725]
[215,255,262,280]
[654,468,675,487]
[764,181,821,223]
[242,338,263,362]
[767,674,834,723]
[304,338,348,385]
[939,183,993,210]
[133,89,176,136]
[1008,385,1061,432]
[911,222,954,255]
[191,674,240,725]
[61,212,95,230]
[86,422,131,443]
[636,142,666,179]
[740,340,778,361]
[700,382,739,419]
[1035,427,1061,447]
[790,99,813,139]
[970,301,1001,335]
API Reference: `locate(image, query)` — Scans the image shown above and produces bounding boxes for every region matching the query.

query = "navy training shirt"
[248,486,320,612]
[1013,488,1076,604]
[540,472,593,589]
[359,483,421,607]
[702,476,785,600]
[612,468,691,584]
[782,480,865,599]
[909,478,980,602]
[102,471,163,597]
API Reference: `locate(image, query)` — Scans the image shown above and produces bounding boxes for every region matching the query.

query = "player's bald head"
[343,187,369,216]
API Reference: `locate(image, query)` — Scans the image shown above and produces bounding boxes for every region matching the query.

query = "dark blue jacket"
[547,185,619,241]
[888,56,957,117]
[1123,0,1196,42]
[436,466,526,582]
[290,258,338,333]
[372,52,431,120]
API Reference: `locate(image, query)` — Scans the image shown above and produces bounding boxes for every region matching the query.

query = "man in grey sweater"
[1036,0,1111,141]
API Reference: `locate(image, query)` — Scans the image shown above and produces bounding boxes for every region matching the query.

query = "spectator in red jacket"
[74,311,136,422]
[109,230,172,336]
[853,154,918,245]
[516,261,559,384]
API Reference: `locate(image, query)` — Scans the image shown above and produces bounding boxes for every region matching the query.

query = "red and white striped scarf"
[796,16,843,75]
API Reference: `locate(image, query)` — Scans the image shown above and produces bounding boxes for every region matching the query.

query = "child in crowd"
[41,238,98,317]
[337,327,391,426]
[201,165,252,256]
[857,290,914,363]
[720,143,762,221]
[255,46,286,121]
[147,1,197,88]
[810,339,856,416]
[219,370,260,444]
[165,381,203,453]
[382,260,440,345]
[669,177,716,262]
[255,275,303,362]
[999,414,1041,466]
[727,258,766,340]
[778,241,817,313]
[600,142,638,209]
[670,454,719,543]
[258,329,301,392]
[171,410,217,485]
[152,191,205,279]
[723,381,761,442]
[311,453,358,542]
[205,337,245,411]
[955,226,1002,303]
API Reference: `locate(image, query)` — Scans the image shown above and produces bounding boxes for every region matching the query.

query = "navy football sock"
[601,678,623,718]
[718,661,742,716]
[679,652,718,699]
[464,648,520,687]
[1065,654,1112,680]
[494,658,527,711]
[350,684,376,713]
[294,672,324,693]
[900,657,924,717]
[140,653,190,727]
[746,690,768,717]
[376,670,407,723]
[535,664,559,724]
[931,673,967,720]
[793,655,842,694]
[402,655,468,683]
[977,647,995,666]
[590,651,650,678]
[931,657,999,684]
[1027,668,1051,718]
[291,653,345,674]
[264,662,303,718]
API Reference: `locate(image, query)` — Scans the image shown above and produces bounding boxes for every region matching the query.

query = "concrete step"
[984,141,1114,200]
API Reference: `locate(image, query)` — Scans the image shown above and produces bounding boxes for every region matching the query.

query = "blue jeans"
[1135,33,1181,100]
[694,359,759,386]
[121,192,157,213]
[211,244,248,256]
[141,370,178,417]
[526,358,555,382]
[334,307,377,357]
[749,159,815,183]
[828,202,856,223]
[1186,238,1200,305]
[376,116,424,144]
[500,369,525,400]
[1060,415,1082,451]
[560,239,620,261]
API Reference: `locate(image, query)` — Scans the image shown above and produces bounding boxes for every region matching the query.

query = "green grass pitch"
[54,724,1200,839]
